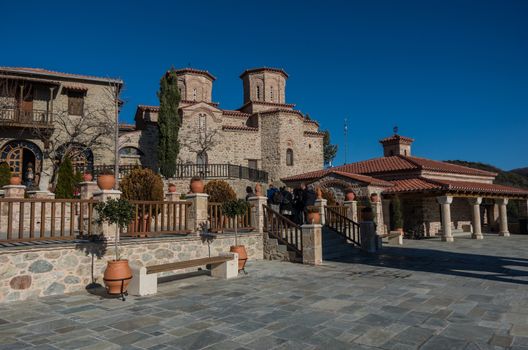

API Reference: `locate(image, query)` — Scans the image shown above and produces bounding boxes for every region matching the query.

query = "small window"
[256,85,261,101]
[193,88,197,101]
[67,91,84,116]
[404,150,407,156]
[286,148,294,166]
[248,159,258,169]
[270,86,274,102]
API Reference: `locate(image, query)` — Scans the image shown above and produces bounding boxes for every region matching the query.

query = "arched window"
[270,86,274,102]
[256,85,261,101]
[119,147,143,156]
[286,148,294,166]
[193,88,197,101]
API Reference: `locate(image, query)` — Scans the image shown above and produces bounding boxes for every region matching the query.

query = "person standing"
[245,186,255,201]
[293,183,306,224]
[280,187,294,220]
[303,184,317,223]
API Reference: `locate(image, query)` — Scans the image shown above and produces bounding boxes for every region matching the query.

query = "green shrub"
[55,158,77,199]
[204,180,237,202]
[221,199,250,245]
[0,162,11,187]
[95,198,134,260]
[391,196,404,229]
[120,167,164,201]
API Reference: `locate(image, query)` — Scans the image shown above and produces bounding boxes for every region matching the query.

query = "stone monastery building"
[121,67,324,185]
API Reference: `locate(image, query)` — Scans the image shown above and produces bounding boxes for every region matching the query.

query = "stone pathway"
[1,233,528,349]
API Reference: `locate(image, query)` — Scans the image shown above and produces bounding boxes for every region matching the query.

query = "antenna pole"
[344,118,348,164]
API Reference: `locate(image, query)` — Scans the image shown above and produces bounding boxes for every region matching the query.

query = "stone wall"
[0,232,263,303]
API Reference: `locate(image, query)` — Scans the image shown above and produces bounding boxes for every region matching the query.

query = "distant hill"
[511,167,528,177]
[444,160,528,189]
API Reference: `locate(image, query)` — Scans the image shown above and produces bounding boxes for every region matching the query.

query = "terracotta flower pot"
[103,260,132,295]
[83,173,93,182]
[307,211,321,224]
[370,193,380,203]
[230,245,248,271]
[345,191,355,201]
[97,174,115,190]
[168,184,177,193]
[9,176,22,186]
[190,178,204,193]
[255,183,263,196]
[316,187,323,200]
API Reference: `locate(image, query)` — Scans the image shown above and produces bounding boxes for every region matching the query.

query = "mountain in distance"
[444,160,528,189]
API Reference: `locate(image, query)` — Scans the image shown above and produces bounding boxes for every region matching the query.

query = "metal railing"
[0,107,54,127]
[207,202,253,233]
[263,204,302,254]
[122,200,192,238]
[0,198,97,243]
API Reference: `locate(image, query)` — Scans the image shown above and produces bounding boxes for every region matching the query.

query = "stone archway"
[0,140,43,187]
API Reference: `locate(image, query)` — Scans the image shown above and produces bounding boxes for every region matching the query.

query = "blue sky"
[2,0,527,170]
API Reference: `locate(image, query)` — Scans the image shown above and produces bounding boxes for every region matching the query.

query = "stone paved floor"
[1,233,528,350]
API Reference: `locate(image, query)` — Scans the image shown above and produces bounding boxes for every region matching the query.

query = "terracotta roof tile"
[222,110,251,118]
[334,156,418,174]
[304,131,325,137]
[379,134,415,144]
[240,67,289,79]
[382,178,443,194]
[222,125,258,132]
[331,171,393,187]
[0,67,123,84]
[174,68,216,81]
[405,156,497,176]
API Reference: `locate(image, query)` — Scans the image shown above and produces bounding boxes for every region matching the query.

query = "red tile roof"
[222,125,258,132]
[379,134,415,144]
[282,169,393,186]
[137,105,159,112]
[405,156,497,176]
[383,177,528,197]
[0,67,123,84]
[240,67,289,79]
[239,101,296,109]
[174,68,216,81]
[304,131,325,137]
[222,110,251,118]
[63,84,88,92]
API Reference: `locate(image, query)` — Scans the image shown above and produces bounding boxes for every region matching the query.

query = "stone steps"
[322,227,358,260]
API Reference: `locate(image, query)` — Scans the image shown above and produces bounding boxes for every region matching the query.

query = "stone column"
[343,200,358,222]
[2,185,25,199]
[437,195,454,242]
[248,196,267,234]
[382,199,391,233]
[468,197,483,239]
[27,190,55,199]
[301,224,322,265]
[80,181,99,200]
[314,198,327,225]
[186,193,209,233]
[165,191,180,202]
[496,198,510,237]
[93,189,122,243]
[371,200,385,235]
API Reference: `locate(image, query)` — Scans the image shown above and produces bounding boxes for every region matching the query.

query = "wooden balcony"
[0,107,54,129]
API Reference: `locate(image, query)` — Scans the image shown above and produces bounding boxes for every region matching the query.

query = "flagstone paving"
[1,233,528,349]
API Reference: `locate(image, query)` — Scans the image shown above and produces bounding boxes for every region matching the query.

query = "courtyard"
[0,234,527,350]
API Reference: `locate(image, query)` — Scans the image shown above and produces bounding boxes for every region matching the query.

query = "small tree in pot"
[95,198,134,296]
[221,199,250,271]
[391,196,404,234]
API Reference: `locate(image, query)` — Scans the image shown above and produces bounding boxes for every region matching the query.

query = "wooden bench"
[128,253,239,296]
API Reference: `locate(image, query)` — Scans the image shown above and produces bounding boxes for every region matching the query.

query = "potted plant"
[168,183,177,193]
[95,198,134,295]
[10,175,22,186]
[221,199,250,271]
[0,162,12,187]
[306,205,321,224]
[190,176,204,193]
[345,189,356,201]
[391,196,404,234]
[83,172,93,182]
[97,167,115,190]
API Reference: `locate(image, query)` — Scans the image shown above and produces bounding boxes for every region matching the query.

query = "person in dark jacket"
[303,184,317,223]
[280,187,294,220]
[245,186,255,201]
[293,183,306,224]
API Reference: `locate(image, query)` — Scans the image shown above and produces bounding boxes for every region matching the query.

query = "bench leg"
[129,265,158,296]
[211,253,239,279]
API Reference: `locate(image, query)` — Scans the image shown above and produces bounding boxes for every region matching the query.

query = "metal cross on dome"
[393,126,399,134]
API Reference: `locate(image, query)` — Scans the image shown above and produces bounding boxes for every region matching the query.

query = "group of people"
[265,183,316,224]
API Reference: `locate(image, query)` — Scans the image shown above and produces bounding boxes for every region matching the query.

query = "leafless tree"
[181,126,221,164]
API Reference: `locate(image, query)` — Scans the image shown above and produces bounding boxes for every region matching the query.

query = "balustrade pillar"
[468,197,483,239]
[343,200,358,222]
[371,200,385,235]
[2,185,25,199]
[248,196,267,234]
[301,224,322,265]
[186,193,209,233]
[437,195,454,242]
[496,198,510,237]
[314,198,327,225]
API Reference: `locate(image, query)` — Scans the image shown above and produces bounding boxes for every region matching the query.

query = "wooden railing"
[123,200,192,238]
[325,207,361,247]
[0,198,97,243]
[263,204,302,254]
[326,205,348,217]
[0,107,54,128]
[207,202,253,233]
